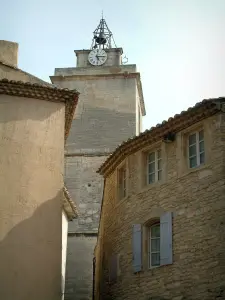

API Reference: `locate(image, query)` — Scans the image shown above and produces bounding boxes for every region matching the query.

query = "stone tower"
[50,17,145,300]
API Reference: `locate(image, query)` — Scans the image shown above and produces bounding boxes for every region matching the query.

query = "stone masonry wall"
[52,77,137,153]
[51,62,140,300]
[65,155,107,233]
[95,113,225,300]
[65,235,97,300]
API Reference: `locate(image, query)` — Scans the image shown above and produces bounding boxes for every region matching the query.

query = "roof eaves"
[63,186,78,221]
[98,98,225,176]
[0,78,79,140]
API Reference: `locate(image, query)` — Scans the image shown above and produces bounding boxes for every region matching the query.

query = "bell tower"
[50,16,145,300]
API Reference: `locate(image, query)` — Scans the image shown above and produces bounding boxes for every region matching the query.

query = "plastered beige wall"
[0,62,51,86]
[0,40,18,67]
[62,211,69,300]
[0,94,65,300]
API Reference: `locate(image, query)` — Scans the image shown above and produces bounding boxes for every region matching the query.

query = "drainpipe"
[92,257,96,300]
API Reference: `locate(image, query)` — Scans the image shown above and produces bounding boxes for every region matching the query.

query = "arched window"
[149,222,160,268]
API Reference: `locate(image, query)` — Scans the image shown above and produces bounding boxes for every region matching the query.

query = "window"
[149,223,160,268]
[132,212,173,273]
[188,130,205,168]
[147,150,162,184]
[118,165,127,199]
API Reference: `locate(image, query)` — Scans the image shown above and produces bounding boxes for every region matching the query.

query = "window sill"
[141,263,171,274]
[139,180,164,194]
[180,163,211,179]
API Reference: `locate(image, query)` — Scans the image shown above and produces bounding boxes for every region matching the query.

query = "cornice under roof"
[0,78,79,140]
[98,98,225,176]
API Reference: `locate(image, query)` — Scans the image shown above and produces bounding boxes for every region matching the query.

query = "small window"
[188,130,205,168]
[118,165,127,200]
[149,222,160,268]
[147,150,162,184]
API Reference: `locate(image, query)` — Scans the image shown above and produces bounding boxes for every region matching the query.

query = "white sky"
[1,0,225,130]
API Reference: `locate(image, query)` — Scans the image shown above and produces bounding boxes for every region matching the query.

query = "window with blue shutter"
[132,224,142,273]
[160,211,173,266]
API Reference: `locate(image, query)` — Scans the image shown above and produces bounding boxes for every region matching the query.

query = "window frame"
[188,129,205,169]
[146,149,162,185]
[148,221,160,269]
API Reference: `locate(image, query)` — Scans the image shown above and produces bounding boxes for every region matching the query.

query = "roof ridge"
[0,61,52,87]
[0,78,79,94]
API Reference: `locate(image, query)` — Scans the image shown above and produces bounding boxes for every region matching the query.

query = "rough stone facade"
[95,111,225,300]
[51,48,145,300]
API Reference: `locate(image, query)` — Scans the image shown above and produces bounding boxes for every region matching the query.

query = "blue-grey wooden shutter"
[160,211,173,266]
[109,254,117,283]
[132,224,142,273]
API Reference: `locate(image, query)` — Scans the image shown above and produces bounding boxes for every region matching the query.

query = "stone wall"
[64,234,97,300]
[51,58,142,300]
[0,94,65,300]
[65,155,107,233]
[95,113,225,300]
[52,76,138,153]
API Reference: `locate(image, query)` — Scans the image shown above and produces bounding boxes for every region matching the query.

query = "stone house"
[94,98,225,300]
[0,40,79,300]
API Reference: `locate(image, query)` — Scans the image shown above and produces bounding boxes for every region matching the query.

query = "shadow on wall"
[0,95,63,123]
[0,190,62,300]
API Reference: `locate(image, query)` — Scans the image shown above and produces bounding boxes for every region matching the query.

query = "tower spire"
[91,15,116,49]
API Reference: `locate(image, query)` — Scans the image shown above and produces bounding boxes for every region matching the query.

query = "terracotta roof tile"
[63,186,78,220]
[0,78,80,140]
[98,97,225,176]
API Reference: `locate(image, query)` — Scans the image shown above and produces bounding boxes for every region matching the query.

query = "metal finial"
[91,15,117,49]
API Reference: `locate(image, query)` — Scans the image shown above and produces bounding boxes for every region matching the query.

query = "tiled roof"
[63,186,78,220]
[98,98,225,176]
[0,78,79,140]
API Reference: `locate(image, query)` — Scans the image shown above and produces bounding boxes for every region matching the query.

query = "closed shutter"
[160,212,173,266]
[109,254,117,283]
[132,224,142,273]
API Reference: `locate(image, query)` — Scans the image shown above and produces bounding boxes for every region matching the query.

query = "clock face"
[88,49,107,66]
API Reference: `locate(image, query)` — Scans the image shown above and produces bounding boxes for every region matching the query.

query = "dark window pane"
[189,156,197,168]
[148,162,155,174]
[148,173,155,184]
[189,133,196,145]
[151,253,160,266]
[151,224,160,238]
[199,141,204,153]
[157,159,162,170]
[148,152,155,163]
[151,238,160,252]
[189,144,196,157]
[200,152,205,164]
[199,130,204,141]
